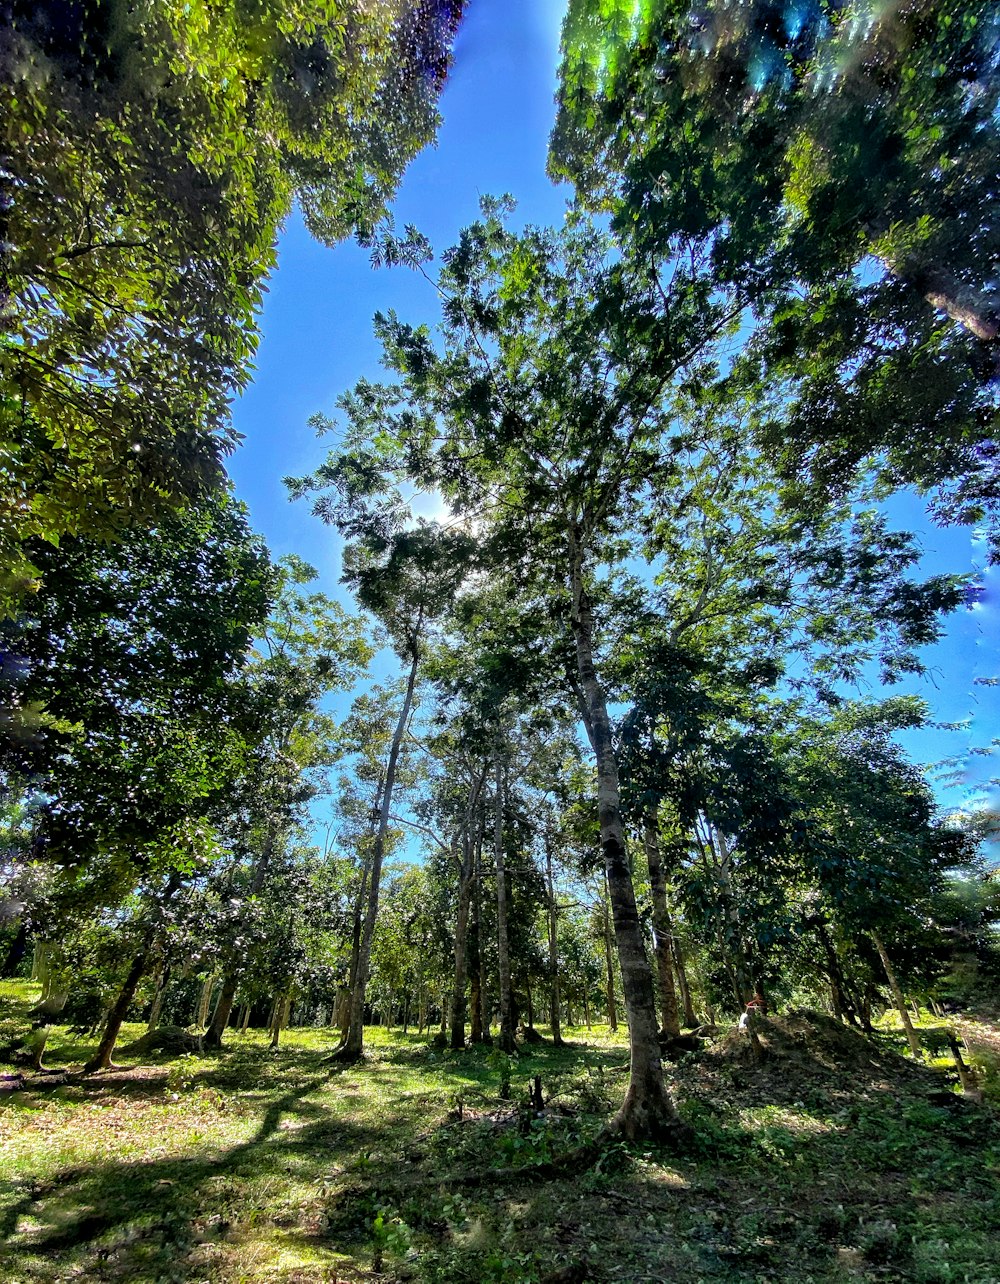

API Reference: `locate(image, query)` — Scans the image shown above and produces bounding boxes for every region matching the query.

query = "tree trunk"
[494,757,517,1054]
[602,894,618,1033]
[569,545,679,1140]
[816,920,859,1027]
[671,936,697,1028]
[85,876,180,1073]
[205,824,278,1049]
[337,650,419,1061]
[582,988,589,1030]
[545,837,563,1045]
[204,973,239,1049]
[643,817,681,1039]
[147,962,169,1035]
[195,973,215,1029]
[477,839,492,1044]
[873,932,922,1059]
[450,771,485,1049]
[270,991,291,1049]
[85,935,154,1073]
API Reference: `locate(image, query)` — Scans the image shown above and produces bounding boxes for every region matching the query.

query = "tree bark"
[643,817,681,1039]
[85,875,180,1073]
[671,935,697,1028]
[602,890,618,1033]
[195,973,215,1029]
[545,836,563,1045]
[147,961,169,1035]
[569,542,679,1140]
[205,824,279,1049]
[336,650,419,1061]
[450,769,486,1049]
[872,932,922,1059]
[85,933,155,1073]
[494,756,517,1054]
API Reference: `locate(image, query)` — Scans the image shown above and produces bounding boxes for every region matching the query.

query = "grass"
[2,980,999,1283]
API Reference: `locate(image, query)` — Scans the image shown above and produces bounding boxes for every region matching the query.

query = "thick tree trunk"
[873,932,922,1059]
[545,838,563,1045]
[902,260,1000,345]
[494,757,517,1054]
[204,973,239,1049]
[336,650,419,1061]
[569,545,679,1140]
[643,818,681,1039]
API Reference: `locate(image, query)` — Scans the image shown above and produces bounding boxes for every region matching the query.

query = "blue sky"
[226,0,998,827]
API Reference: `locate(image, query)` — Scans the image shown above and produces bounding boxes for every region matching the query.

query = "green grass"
[2,981,999,1283]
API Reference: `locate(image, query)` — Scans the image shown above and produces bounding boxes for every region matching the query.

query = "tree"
[1,0,467,612]
[551,0,1000,550]
[202,557,371,1048]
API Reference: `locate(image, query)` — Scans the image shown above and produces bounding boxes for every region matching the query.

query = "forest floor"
[2,980,999,1284]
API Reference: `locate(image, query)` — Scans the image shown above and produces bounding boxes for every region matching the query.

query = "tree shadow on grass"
[0,1072,394,1281]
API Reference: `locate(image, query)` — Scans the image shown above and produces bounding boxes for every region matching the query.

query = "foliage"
[1,0,466,611]
[552,0,1000,549]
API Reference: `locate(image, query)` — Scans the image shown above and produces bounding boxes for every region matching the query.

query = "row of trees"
[2,0,998,1144]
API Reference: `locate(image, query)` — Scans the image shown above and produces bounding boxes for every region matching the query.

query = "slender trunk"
[238,1003,250,1033]
[402,993,410,1034]
[494,757,516,1054]
[451,772,485,1049]
[195,973,215,1029]
[545,838,563,1045]
[569,543,678,1140]
[147,962,169,1035]
[477,839,491,1044]
[602,891,618,1032]
[672,936,697,1028]
[582,988,589,1030]
[526,983,534,1031]
[205,825,278,1049]
[816,920,859,1027]
[643,817,681,1039]
[873,932,922,1058]
[339,651,419,1060]
[469,828,485,1043]
[86,877,180,1072]
[270,991,291,1049]
[439,986,447,1037]
[85,936,154,1073]
[704,822,752,1006]
[567,993,575,1026]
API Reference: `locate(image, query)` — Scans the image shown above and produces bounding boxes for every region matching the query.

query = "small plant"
[372,1206,412,1273]
[166,1053,196,1095]
[487,1048,515,1100]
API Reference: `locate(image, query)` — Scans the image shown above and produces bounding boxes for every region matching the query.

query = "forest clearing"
[3,1,1000,1281]
[2,979,999,1284]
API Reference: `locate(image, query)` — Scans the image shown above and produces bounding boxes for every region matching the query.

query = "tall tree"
[551,0,1000,549]
[1,0,466,612]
